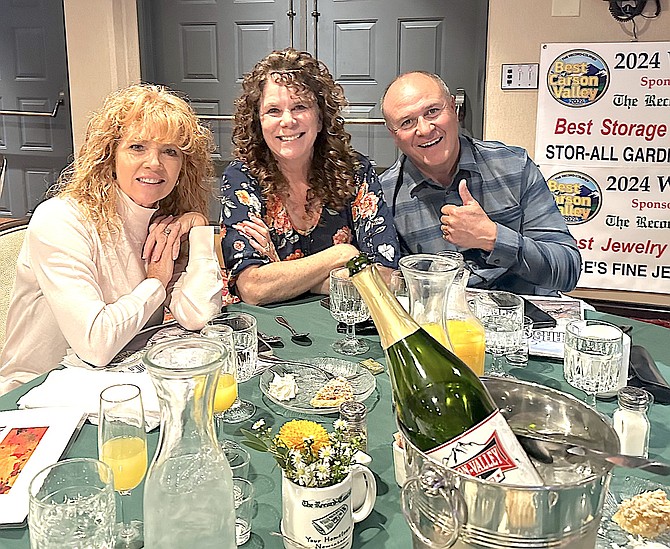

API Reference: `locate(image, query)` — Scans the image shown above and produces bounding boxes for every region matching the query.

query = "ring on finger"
[163,227,171,236]
[264,242,271,253]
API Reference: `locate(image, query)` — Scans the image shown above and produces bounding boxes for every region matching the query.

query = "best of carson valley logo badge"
[547,49,609,107]
[548,171,601,225]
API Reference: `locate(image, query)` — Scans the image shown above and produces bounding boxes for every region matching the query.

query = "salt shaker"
[613,386,652,458]
[339,400,368,452]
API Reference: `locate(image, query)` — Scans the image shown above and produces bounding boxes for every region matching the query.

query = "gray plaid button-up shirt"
[380,135,581,296]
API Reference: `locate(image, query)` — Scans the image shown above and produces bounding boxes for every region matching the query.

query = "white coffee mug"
[281,464,376,549]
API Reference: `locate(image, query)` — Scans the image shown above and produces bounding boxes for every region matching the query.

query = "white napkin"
[17,367,161,431]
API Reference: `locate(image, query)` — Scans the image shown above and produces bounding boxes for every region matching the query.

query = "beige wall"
[485,0,670,157]
[63,0,141,151]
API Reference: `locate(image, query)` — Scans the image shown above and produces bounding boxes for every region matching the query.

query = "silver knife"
[566,445,670,476]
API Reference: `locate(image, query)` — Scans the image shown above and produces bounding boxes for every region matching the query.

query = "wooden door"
[0,0,73,218]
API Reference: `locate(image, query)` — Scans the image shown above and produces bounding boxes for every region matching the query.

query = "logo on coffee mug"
[313,504,348,535]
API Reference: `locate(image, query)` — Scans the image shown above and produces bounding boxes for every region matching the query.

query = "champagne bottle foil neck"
[350,263,418,349]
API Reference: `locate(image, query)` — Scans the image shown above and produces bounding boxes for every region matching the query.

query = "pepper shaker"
[339,400,368,452]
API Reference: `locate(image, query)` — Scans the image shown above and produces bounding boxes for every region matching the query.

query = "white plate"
[259,357,376,415]
[597,474,670,548]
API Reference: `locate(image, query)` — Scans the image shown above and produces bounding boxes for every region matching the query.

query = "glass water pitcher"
[142,337,236,549]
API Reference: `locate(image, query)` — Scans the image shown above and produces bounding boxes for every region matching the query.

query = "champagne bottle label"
[425,409,543,485]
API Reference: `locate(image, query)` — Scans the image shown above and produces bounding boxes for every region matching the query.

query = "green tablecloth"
[1,297,669,548]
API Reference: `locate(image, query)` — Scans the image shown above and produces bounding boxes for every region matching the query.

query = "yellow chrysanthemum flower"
[276,420,329,452]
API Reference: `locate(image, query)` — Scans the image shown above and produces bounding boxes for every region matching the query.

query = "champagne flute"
[200,323,240,423]
[98,384,148,549]
[329,266,370,355]
[204,312,257,423]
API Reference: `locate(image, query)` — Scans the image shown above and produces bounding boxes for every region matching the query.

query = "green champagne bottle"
[347,254,542,485]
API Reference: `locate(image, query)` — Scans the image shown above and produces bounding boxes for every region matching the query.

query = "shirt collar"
[456,134,481,177]
[401,134,482,193]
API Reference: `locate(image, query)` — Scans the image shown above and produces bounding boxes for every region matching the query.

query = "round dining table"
[1,295,669,548]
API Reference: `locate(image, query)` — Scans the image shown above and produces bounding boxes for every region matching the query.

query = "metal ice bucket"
[401,377,620,549]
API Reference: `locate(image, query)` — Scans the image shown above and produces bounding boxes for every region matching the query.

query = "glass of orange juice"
[200,324,239,417]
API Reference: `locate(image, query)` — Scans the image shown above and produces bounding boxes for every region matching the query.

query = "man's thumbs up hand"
[440,179,497,252]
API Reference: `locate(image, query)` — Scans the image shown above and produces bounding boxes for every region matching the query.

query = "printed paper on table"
[0,407,86,527]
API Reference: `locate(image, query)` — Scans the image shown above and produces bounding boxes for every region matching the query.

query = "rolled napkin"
[17,368,161,431]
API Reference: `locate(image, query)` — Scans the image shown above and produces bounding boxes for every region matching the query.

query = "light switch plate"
[501,63,539,90]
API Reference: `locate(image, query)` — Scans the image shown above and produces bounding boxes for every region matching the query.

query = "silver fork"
[256,354,368,382]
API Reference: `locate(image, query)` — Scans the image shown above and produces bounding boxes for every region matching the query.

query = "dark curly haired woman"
[220,48,399,305]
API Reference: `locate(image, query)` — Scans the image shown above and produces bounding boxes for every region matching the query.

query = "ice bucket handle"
[401,467,467,548]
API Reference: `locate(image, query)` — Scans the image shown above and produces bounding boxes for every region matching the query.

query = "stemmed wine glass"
[329,266,370,355]
[203,312,257,423]
[98,384,148,549]
[563,319,624,408]
[473,291,524,377]
[200,323,240,423]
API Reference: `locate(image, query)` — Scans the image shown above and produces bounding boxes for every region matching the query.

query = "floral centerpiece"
[242,418,363,488]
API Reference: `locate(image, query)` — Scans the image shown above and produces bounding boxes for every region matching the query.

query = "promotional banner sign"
[535,42,669,294]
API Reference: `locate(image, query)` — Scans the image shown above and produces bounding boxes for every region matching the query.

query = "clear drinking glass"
[233,477,255,545]
[29,457,116,549]
[219,439,251,479]
[563,319,624,408]
[473,291,524,377]
[200,324,240,424]
[329,266,370,355]
[389,269,410,312]
[98,384,148,549]
[506,316,534,368]
[205,313,258,423]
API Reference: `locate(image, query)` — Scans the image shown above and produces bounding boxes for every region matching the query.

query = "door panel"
[315,0,488,168]
[140,0,488,169]
[0,0,73,217]
[140,0,292,160]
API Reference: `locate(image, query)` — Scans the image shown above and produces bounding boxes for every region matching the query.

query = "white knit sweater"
[0,190,222,394]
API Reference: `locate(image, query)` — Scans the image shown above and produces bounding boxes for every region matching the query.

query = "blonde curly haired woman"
[0,84,223,394]
[221,48,399,305]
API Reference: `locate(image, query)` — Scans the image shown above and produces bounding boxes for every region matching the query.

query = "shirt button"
[494,259,500,265]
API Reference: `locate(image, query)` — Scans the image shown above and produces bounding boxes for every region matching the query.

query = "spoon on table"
[258,331,284,348]
[275,316,312,346]
[513,428,670,475]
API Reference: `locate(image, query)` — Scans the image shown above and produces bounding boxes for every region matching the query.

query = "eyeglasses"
[388,103,448,135]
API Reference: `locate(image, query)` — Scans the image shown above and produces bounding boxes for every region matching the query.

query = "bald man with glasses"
[379,71,581,296]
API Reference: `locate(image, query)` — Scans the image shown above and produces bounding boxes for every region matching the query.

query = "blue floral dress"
[220,154,399,289]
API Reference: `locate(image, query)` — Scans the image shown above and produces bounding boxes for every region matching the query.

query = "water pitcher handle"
[400,467,467,549]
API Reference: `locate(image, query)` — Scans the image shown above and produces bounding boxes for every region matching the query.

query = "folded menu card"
[0,407,86,527]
